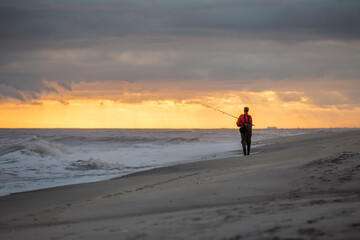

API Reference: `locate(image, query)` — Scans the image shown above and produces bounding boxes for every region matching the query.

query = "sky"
[0,0,359,128]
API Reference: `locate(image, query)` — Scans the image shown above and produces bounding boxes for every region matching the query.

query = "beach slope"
[1,130,360,239]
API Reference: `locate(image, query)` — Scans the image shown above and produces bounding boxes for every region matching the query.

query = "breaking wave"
[53,135,201,145]
[0,136,68,158]
[1,128,329,196]
[66,157,125,170]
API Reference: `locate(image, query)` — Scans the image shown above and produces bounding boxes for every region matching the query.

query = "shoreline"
[1,130,359,239]
[0,132,290,198]
[0,131,265,197]
[1,128,355,198]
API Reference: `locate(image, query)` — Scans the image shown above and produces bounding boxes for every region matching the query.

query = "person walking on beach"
[236,107,253,156]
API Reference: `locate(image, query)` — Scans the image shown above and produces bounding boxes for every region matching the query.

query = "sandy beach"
[1,130,359,240]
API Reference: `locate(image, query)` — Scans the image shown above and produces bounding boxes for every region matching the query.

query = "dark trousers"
[240,131,251,155]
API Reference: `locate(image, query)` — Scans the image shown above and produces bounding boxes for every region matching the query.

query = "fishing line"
[200,103,255,126]
[200,103,238,119]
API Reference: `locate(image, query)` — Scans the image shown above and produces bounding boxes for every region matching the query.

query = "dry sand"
[1,130,359,240]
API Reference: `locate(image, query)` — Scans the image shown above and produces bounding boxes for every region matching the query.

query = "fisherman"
[236,107,253,156]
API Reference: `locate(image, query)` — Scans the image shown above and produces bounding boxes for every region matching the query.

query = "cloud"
[0,0,359,111]
[2,40,359,85]
[0,0,359,44]
[0,84,25,101]
[57,81,72,91]
[57,99,69,105]
[277,92,303,103]
[0,73,61,100]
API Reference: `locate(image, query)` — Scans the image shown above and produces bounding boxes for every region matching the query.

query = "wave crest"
[51,132,202,146]
[67,157,124,170]
[20,136,68,158]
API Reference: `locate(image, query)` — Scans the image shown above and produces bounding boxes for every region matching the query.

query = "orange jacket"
[236,113,252,127]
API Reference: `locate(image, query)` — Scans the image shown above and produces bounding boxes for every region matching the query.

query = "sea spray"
[0,128,334,196]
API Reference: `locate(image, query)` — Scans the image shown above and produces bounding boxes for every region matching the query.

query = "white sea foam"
[67,157,125,170]
[20,136,68,158]
[0,128,347,196]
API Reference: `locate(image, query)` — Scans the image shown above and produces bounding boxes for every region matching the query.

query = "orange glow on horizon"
[1,91,359,129]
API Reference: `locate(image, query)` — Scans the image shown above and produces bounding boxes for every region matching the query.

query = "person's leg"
[247,133,251,155]
[242,144,247,156]
[241,134,247,156]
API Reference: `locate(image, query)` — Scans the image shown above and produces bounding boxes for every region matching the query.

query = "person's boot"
[242,144,247,156]
[247,144,251,155]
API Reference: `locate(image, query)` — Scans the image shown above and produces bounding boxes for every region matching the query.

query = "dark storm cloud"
[0,0,360,103]
[165,0,360,41]
[0,84,25,101]
[0,5,134,41]
[0,73,44,92]
[0,72,58,100]
[0,0,359,42]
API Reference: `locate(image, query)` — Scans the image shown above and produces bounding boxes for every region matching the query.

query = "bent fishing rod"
[200,103,255,126]
[200,103,238,119]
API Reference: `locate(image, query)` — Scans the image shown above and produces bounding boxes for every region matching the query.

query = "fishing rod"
[200,103,255,126]
[200,103,238,119]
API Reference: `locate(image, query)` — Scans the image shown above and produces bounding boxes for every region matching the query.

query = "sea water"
[0,128,337,196]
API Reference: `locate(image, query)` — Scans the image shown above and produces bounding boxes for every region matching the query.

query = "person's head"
[244,107,249,113]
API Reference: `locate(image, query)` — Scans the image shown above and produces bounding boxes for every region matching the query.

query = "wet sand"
[1,130,360,239]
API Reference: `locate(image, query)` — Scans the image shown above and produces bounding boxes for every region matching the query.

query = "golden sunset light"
[1,82,359,128]
[0,0,359,129]
[1,2,360,239]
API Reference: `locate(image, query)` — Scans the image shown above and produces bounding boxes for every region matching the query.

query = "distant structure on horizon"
[266,126,278,130]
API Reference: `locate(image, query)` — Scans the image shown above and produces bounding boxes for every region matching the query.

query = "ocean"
[0,128,336,196]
